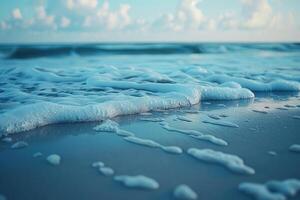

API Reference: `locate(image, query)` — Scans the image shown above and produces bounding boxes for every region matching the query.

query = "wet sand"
[0,96,300,200]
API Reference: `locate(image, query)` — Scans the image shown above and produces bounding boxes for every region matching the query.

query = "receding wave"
[2,43,300,59]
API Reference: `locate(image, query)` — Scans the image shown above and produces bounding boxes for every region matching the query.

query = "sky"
[0,0,299,43]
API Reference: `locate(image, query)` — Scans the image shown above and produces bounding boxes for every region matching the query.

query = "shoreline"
[1,96,300,200]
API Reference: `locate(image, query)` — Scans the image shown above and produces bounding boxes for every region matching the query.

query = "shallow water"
[1,97,300,200]
[0,43,300,200]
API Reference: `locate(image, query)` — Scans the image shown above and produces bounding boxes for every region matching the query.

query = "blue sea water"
[0,43,300,133]
[0,43,300,200]
[0,43,300,134]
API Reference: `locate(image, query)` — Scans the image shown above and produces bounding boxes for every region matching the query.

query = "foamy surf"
[0,82,254,135]
[0,43,299,135]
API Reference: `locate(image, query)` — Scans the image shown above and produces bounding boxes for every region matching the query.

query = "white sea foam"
[239,179,300,200]
[252,109,268,114]
[267,179,300,196]
[268,151,277,156]
[208,75,300,92]
[0,79,255,135]
[124,136,183,154]
[92,161,105,168]
[190,135,228,146]
[160,146,183,154]
[124,136,161,148]
[33,152,43,158]
[207,114,221,120]
[1,137,12,143]
[181,110,200,114]
[140,112,152,116]
[94,120,134,137]
[174,184,198,200]
[99,167,114,176]
[220,81,242,89]
[11,141,28,149]
[202,119,239,128]
[93,119,119,133]
[187,148,255,175]
[289,144,300,153]
[116,129,134,137]
[176,115,193,122]
[114,175,159,190]
[139,117,164,122]
[1,51,299,135]
[46,154,61,166]
[239,183,285,200]
[160,122,227,146]
[292,115,300,120]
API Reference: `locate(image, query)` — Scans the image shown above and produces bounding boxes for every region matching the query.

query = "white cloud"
[12,8,22,20]
[60,16,71,28]
[34,6,57,29]
[83,1,132,30]
[217,0,277,30]
[179,0,205,26]
[0,0,299,42]
[119,4,131,28]
[218,12,239,29]
[67,0,98,10]
[158,0,206,31]
[242,0,273,29]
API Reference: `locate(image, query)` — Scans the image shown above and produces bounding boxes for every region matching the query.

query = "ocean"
[0,43,300,133]
[0,43,300,200]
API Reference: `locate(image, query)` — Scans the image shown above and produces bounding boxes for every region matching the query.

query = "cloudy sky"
[0,0,299,43]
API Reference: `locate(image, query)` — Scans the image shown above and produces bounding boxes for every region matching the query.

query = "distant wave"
[1,43,300,59]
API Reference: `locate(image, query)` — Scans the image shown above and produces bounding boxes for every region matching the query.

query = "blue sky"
[0,0,299,42]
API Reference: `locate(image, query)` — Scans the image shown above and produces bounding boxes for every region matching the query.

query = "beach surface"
[1,43,300,200]
[1,95,300,200]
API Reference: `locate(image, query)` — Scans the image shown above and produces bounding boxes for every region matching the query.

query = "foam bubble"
[267,179,300,196]
[1,137,12,143]
[239,182,285,200]
[139,117,164,122]
[93,119,119,133]
[33,152,43,158]
[46,154,61,166]
[174,184,198,200]
[292,116,300,120]
[160,146,183,154]
[114,175,159,190]
[124,136,183,155]
[161,122,227,146]
[187,148,255,175]
[208,75,300,92]
[124,136,161,148]
[268,151,277,156]
[289,144,300,153]
[176,115,193,122]
[99,167,114,176]
[11,141,28,149]
[207,114,221,120]
[202,119,239,128]
[92,161,105,168]
[239,179,300,200]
